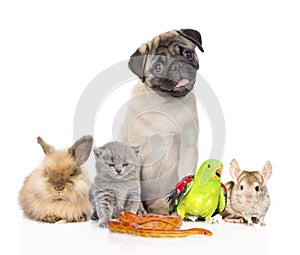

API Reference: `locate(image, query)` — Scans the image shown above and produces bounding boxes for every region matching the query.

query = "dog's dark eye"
[122,162,129,167]
[109,163,115,167]
[153,63,162,73]
[255,186,259,192]
[182,49,194,60]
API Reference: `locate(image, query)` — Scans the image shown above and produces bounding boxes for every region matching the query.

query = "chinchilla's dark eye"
[153,62,162,74]
[182,49,194,60]
[240,185,244,190]
[122,162,129,167]
[109,163,115,167]
[255,186,259,192]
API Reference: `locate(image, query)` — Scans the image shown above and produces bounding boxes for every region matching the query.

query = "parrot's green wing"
[167,175,194,214]
[218,183,227,213]
[210,183,227,217]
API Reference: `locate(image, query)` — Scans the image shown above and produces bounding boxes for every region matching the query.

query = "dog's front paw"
[137,202,147,215]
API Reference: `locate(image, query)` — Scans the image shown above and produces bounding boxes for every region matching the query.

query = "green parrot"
[168,159,227,221]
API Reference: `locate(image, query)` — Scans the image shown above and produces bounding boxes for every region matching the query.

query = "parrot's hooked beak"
[215,167,223,178]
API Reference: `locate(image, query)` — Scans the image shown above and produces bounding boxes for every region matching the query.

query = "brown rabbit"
[221,159,272,226]
[18,136,93,223]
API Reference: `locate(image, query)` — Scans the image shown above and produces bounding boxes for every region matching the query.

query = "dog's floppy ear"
[177,29,204,52]
[128,43,149,82]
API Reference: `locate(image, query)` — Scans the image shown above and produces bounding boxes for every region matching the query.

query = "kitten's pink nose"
[115,168,122,174]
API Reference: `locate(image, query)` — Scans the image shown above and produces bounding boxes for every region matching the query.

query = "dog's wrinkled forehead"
[138,30,200,56]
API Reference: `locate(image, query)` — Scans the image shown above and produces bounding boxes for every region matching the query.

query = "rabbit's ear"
[260,161,272,183]
[37,137,55,154]
[229,159,242,183]
[69,135,93,165]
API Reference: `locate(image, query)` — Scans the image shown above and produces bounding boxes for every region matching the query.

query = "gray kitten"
[89,141,141,227]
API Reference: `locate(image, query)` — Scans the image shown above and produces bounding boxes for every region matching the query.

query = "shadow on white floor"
[19,216,270,255]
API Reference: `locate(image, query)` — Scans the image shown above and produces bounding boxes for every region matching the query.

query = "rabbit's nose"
[54,185,65,191]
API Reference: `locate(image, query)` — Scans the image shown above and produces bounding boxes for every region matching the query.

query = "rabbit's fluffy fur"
[18,136,93,223]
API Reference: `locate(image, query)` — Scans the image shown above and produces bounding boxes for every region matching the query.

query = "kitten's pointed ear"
[131,146,141,156]
[93,147,104,158]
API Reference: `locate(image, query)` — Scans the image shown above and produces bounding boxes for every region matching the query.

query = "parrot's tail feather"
[166,190,178,214]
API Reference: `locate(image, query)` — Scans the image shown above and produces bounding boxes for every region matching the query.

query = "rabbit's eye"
[255,186,259,192]
[70,168,79,177]
[109,163,115,167]
[240,185,244,190]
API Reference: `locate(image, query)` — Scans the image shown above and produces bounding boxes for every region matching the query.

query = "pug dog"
[120,29,203,214]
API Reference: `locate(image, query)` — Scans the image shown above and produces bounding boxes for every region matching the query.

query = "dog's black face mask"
[128,29,204,97]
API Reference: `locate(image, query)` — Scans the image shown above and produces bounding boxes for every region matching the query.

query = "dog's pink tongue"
[175,79,190,88]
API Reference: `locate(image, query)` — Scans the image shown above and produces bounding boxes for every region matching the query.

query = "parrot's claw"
[204,215,222,224]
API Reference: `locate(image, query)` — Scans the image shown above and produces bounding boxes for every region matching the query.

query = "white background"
[1,1,299,254]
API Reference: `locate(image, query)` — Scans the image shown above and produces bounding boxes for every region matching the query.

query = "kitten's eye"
[240,185,244,190]
[255,186,259,192]
[122,162,129,167]
[109,163,115,167]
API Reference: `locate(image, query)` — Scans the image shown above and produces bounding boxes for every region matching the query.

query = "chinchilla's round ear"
[229,159,242,183]
[177,29,204,52]
[260,161,272,183]
[128,43,149,82]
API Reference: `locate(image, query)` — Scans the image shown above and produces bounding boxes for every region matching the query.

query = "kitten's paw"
[91,211,99,220]
[137,202,147,215]
[98,220,108,228]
